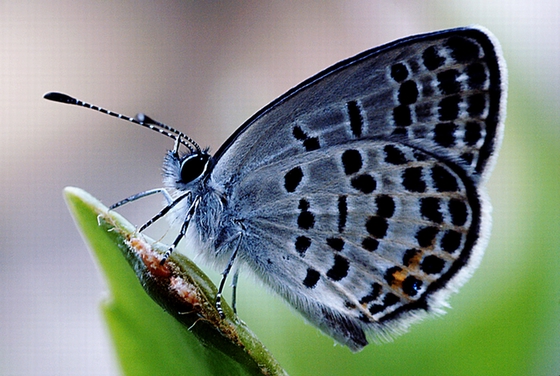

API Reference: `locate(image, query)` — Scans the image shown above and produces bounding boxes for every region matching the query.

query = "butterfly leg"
[216,235,243,318]
[137,191,192,232]
[231,270,239,315]
[109,188,174,210]
[158,195,200,264]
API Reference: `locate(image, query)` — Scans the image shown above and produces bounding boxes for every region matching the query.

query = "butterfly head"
[163,147,212,193]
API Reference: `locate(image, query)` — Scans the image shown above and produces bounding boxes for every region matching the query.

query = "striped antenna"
[43,92,200,153]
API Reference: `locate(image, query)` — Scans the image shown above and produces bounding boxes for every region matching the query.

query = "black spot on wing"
[295,236,311,256]
[341,150,362,175]
[375,195,395,218]
[338,195,347,233]
[466,63,487,89]
[438,95,461,121]
[416,226,438,248]
[284,166,303,193]
[420,197,443,223]
[403,248,420,267]
[390,63,409,82]
[292,125,320,151]
[449,199,468,226]
[437,69,461,95]
[326,237,344,252]
[351,174,376,194]
[326,255,349,281]
[433,122,457,147]
[422,45,445,70]
[465,121,482,146]
[398,80,419,105]
[441,230,462,253]
[303,268,320,288]
[359,283,382,304]
[297,199,315,229]
[402,167,426,193]
[446,36,480,63]
[467,93,486,117]
[384,145,408,165]
[368,292,400,315]
[402,276,423,297]
[362,237,379,252]
[365,216,388,239]
[346,100,363,138]
[393,105,412,126]
[421,255,445,274]
[431,165,459,192]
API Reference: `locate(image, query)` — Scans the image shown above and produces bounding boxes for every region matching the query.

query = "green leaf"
[64,187,286,376]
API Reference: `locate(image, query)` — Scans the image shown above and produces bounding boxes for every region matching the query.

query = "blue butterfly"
[45,25,506,351]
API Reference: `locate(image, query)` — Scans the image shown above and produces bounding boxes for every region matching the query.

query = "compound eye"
[180,153,210,183]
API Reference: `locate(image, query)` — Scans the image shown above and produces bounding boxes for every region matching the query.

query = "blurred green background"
[1,1,558,375]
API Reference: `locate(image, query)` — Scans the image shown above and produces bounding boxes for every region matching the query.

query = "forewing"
[210,26,506,190]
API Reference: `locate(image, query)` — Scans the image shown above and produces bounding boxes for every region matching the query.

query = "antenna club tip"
[135,113,147,122]
[43,92,77,104]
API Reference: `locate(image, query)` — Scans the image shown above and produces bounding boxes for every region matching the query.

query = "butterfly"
[45,25,506,351]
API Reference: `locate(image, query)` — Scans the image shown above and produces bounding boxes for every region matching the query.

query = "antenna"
[43,92,201,153]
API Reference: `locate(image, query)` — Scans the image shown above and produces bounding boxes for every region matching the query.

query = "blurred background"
[1,1,558,375]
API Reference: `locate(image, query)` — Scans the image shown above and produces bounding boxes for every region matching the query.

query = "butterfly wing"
[202,26,506,350]
[211,26,505,185]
